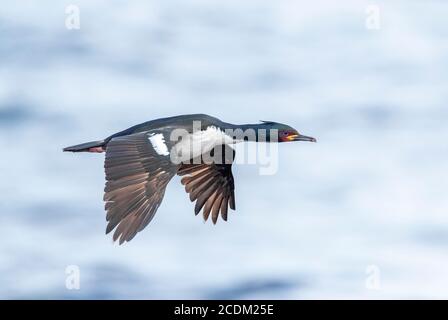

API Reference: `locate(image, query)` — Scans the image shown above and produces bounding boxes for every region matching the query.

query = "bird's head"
[259,121,317,143]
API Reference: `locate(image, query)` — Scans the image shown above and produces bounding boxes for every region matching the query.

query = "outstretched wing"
[177,144,236,224]
[104,131,177,244]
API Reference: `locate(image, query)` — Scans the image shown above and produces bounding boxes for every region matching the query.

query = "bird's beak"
[287,134,317,142]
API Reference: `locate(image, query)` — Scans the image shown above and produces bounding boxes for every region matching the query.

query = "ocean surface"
[1,0,447,299]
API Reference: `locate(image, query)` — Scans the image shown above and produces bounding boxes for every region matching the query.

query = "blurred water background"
[0,0,447,299]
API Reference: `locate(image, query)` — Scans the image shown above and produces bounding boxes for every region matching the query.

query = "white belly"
[171,126,236,163]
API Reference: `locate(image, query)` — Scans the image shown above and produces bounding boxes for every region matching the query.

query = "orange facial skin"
[285,134,299,141]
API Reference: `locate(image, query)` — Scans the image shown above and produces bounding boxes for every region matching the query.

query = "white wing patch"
[148,133,170,156]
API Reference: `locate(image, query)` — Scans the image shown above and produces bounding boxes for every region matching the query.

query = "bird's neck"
[219,123,273,142]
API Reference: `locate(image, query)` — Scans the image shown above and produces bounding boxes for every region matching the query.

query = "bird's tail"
[63,140,106,153]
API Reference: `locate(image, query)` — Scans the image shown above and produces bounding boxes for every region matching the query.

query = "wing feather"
[177,145,236,224]
[104,132,177,244]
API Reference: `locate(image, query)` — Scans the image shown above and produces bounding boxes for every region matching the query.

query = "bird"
[64,114,316,244]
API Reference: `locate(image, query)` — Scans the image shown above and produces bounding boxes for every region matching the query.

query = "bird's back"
[105,114,224,143]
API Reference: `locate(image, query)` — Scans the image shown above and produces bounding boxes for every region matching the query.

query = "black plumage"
[64,114,315,244]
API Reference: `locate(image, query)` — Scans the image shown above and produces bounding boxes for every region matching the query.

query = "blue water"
[1,0,448,299]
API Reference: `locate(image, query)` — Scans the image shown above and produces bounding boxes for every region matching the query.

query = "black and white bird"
[64,114,316,244]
